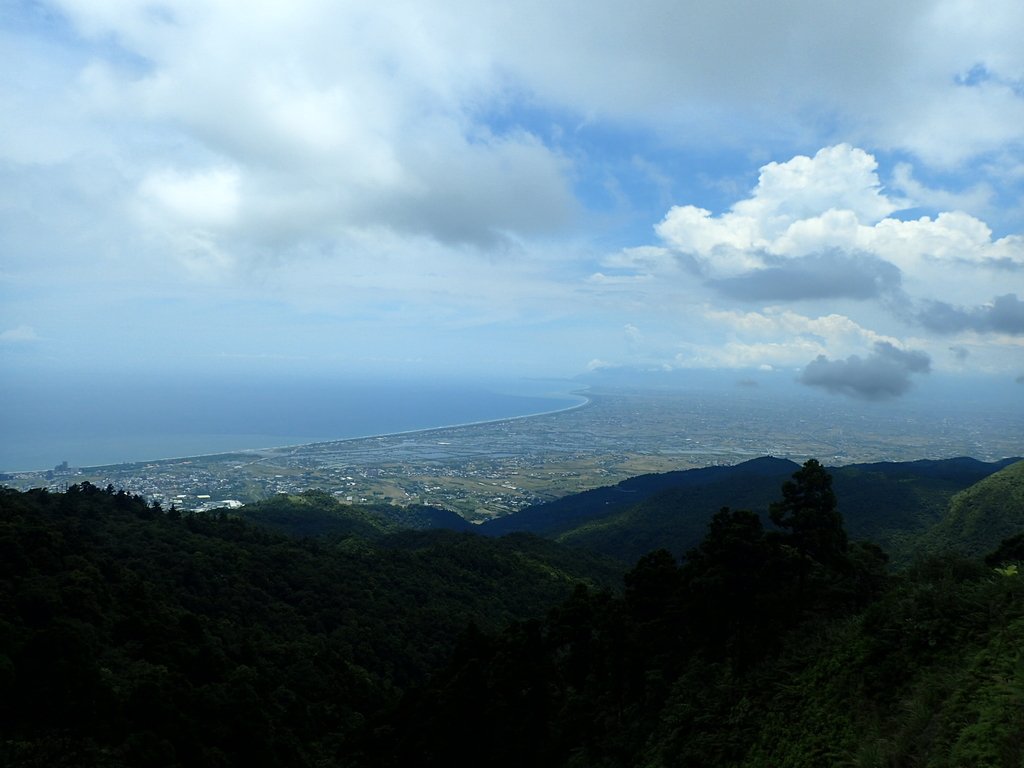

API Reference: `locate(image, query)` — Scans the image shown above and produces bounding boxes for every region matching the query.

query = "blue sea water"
[0,374,586,472]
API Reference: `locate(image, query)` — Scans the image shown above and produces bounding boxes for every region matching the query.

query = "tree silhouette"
[770,459,847,565]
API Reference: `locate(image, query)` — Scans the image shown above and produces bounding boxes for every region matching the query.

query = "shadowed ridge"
[480,456,799,537]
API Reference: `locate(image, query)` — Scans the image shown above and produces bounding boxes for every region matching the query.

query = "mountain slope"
[483,456,1018,564]
[926,459,1024,557]
[553,467,796,563]
[481,456,799,539]
[238,488,472,538]
[380,479,1024,768]
[829,457,1020,563]
[0,483,617,766]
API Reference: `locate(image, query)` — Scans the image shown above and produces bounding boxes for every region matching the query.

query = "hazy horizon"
[0,373,591,472]
[2,367,1020,474]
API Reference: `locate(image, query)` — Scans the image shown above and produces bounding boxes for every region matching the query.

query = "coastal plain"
[5,387,1021,522]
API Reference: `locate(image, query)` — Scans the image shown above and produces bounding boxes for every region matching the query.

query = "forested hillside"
[236,488,473,537]
[0,483,617,766]
[484,456,1019,565]
[480,456,799,539]
[379,461,1024,767]
[4,458,1024,767]
[925,459,1024,556]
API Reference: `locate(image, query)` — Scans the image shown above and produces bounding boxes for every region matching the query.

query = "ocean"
[0,374,586,472]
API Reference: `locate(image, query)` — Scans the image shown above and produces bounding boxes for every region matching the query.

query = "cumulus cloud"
[5,2,1024,380]
[705,308,889,349]
[600,144,1024,377]
[655,145,901,273]
[21,0,579,255]
[918,294,1024,335]
[669,308,898,371]
[708,250,901,302]
[651,146,1023,299]
[800,341,931,400]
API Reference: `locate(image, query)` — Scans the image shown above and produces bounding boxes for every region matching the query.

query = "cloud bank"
[918,294,1024,335]
[603,144,1023,396]
[708,251,902,302]
[2,2,1024,386]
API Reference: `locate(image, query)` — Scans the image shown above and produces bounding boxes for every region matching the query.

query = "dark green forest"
[0,483,616,766]
[481,455,1021,566]
[3,458,1024,766]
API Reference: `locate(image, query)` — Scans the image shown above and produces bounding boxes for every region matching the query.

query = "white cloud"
[655,206,765,276]
[889,162,994,216]
[3,1,1024,382]
[674,339,826,370]
[655,146,905,277]
[696,307,901,368]
[732,145,901,225]
[139,167,240,229]
[31,0,577,255]
[705,308,891,346]
[645,146,1023,310]
[0,325,40,343]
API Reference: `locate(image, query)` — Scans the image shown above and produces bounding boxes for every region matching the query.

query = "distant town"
[4,388,1021,522]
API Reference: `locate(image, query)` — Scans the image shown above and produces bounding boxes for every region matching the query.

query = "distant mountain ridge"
[481,455,1021,564]
[481,456,799,537]
[237,456,1022,566]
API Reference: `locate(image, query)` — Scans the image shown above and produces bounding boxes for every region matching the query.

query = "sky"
[2,0,1023,403]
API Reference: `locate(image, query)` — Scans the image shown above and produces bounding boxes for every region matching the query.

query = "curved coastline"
[75,388,594,472]
[252,389,593,456]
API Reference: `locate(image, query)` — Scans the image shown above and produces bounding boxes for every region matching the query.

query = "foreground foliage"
[381,461,1024,767]
[0,483,616,766]
[4,458,1024,767]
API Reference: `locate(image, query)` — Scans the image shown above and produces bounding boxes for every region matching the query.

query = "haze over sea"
[0,375,584,473]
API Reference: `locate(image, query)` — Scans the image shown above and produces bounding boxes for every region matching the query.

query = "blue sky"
[2,0,1023,402]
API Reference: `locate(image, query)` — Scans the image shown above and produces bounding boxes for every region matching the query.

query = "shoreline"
[9,389,593,475]
[246,389,593,455]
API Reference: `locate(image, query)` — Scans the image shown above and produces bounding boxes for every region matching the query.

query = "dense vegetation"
[3,457,1024,766]
[235,488,472,537]
[0,483,617,766]
[483,456,1019,565]
[926,459,1024,557]
[379,460,1024,767]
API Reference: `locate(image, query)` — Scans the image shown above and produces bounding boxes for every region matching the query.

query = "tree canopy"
[4,459,1024,767]
[770,458,847,564]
